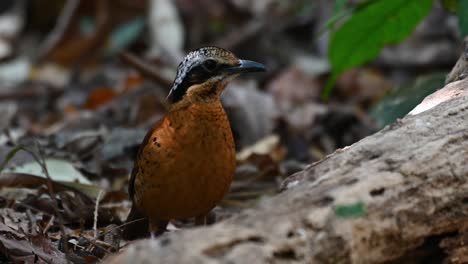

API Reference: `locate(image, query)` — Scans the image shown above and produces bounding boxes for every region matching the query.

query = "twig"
[96,217,146,242]
[119,52,173,89]
[43,215,55,235]
[25,209,37,235]
[33,141,70,261]
[13,201,54,217]
[79,234,113,255]
[35,0,81,62]
[93,190,104,239]
[99,201,127,209]
[214,20,266,49]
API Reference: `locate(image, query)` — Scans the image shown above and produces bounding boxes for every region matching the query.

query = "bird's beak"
[225,59,266,74]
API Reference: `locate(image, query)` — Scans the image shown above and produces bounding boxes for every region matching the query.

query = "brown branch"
[35,0,81,63]
[119,52,173,89]
[214,20,266,50]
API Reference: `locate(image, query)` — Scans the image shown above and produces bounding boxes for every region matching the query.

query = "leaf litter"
[0,0,461,262]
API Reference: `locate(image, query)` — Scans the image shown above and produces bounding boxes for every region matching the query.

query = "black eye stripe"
[186,63,231,84]
[203,59,218,71]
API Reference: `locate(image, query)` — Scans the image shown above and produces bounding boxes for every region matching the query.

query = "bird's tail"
[122,205,149,240]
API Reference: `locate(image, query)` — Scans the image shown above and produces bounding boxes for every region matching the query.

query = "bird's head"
[167,47,265,104]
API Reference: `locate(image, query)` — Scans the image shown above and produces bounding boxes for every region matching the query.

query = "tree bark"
[109,80,468,264]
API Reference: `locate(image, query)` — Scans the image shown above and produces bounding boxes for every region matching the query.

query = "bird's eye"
[202,59,218,71]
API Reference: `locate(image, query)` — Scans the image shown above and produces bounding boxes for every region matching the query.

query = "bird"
[123,47,265,240]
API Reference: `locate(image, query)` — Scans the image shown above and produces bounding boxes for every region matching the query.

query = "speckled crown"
[167,47,237,103]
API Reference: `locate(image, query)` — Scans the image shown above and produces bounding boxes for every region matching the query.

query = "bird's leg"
[194,211,216,226]
[149,219,169,237]
[194,214,207,226]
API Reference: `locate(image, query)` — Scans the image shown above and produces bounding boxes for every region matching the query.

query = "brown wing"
[124,118,165,240]
[128,117,164,201]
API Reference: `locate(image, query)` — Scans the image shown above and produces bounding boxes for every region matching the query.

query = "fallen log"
[109,79,468,264]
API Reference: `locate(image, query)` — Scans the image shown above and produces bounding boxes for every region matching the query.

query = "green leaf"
[0,145,24,173]
[459,0,468,36]
[370,72,446,128]
[315,1,352,38]
[325,0,433,98]
[334,202,366,219]
[327,0,349,30]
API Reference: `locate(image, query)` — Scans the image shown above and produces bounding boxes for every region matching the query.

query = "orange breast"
[132,100,236,220]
